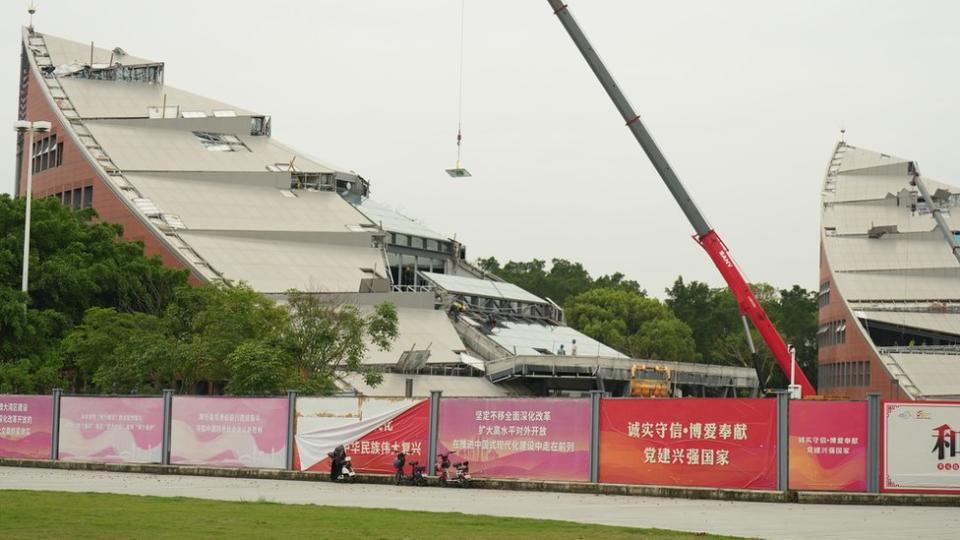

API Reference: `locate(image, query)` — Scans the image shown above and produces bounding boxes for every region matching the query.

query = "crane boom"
[547,0,815,396]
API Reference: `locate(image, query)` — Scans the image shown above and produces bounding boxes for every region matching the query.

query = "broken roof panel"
[361,307,466,365]
[477,318,627,358]
[352,198,449,241]
[419,272,548,305]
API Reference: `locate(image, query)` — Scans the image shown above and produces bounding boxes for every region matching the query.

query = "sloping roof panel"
[352,198,449,241]
[84,120,335,173]
[58,78,253,118]
[39,32,156,67]
[124,173,372,232]
[887,353,960,399]
[484,319,627,358]
[338,372,516,397]
[176,231,383,293]
[857,311,960,337]
[362,308,466,365]
[420,272,547,305]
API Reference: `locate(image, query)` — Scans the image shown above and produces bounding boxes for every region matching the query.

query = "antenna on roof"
[27,1,38,32]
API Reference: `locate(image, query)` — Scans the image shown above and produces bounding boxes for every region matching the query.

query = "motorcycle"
[435,452,471,487]
[334,455,356,482]
[394,452,427,486]
[328,445,356,483]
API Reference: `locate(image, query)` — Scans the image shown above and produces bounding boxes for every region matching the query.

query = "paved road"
[1,466,956,539]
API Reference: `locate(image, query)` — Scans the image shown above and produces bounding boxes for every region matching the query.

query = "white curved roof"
[821,143,960,399]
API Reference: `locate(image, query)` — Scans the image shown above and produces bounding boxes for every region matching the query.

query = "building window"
[30,133,62,173]
[193,132,250,152]
[250,116,271,136]
[818,281,831,309]
[817,319,847,348]
[819,360,871,390]
[49,185,94,210]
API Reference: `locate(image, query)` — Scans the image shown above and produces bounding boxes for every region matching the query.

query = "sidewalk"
[2,464,959,539]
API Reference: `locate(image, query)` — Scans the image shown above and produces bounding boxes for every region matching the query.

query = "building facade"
[16,28,758,397]
[819,142,960,400]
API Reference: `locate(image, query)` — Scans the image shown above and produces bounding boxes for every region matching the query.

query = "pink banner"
[171,397,288,469]
[0,395,52,459]
[58,397,163,463]
[438,398,591,481]
[788,400,867,492]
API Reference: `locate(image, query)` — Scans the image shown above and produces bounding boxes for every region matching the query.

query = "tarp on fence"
[599,398,778,489]
[59,396,163,463]
[295,397,428,473]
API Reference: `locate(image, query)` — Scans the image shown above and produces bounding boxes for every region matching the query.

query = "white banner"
[294,397,420,471]
[883,402,960,493]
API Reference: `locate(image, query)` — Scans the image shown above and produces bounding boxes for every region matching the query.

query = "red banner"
[788,400,867,492]
[300,399,430,474]
[599,398,778,489]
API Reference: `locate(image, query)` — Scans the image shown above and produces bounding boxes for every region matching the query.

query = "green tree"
[224,342,298,396]
[285,291,399,392]
[565,288,699,362]
[475,257,645,306]
[665,276,818,389]
[0,195,188,392]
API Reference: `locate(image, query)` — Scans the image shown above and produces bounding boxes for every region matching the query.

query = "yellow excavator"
[629,364,672,398]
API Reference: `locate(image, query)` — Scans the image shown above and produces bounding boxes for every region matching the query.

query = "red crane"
[546,1,815,396]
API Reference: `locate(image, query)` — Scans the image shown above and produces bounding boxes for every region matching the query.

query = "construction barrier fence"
[0,391,957,494]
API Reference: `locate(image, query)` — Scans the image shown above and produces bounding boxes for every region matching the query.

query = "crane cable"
[455,0,466,170]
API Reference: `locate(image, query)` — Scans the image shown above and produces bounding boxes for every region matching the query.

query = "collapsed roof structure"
[16,28,758,397]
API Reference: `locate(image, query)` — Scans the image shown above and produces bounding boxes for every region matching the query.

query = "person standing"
[557,344,566,356]
[571,339,578,356]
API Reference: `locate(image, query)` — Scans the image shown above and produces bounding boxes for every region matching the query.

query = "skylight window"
[193,131,250,152]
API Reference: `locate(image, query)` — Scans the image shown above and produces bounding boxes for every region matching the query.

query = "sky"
[2,1,958,298]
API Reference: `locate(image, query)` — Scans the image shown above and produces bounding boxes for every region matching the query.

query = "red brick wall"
[818,243,905,400]
[19,68,199,282]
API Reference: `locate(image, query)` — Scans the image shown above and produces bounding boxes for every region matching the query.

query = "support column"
[50,388,62,461]
[161,389,174,465]
[286,390,298,471]
[427,390,442,474]
[775,390,789,491]
[589,390,602,483]
[866,393,881,493]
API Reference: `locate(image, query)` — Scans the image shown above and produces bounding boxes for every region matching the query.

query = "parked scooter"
[394,452,427,486]
[328,445,356,482]
[435,452,471,487]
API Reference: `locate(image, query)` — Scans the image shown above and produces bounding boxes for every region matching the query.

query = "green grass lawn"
[0,490,742,540]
